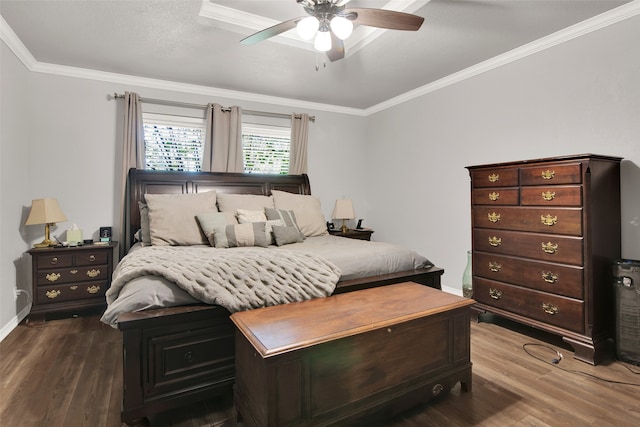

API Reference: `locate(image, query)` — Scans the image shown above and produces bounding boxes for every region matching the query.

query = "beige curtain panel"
[289,113,309,174]
[204,103,243,173]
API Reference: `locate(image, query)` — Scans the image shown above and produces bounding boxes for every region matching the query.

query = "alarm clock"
[99,226,112,242]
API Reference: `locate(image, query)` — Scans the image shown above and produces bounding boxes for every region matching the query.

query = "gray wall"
[1,14,639,337]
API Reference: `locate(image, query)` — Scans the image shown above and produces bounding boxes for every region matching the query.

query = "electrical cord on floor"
[522,343,640,387]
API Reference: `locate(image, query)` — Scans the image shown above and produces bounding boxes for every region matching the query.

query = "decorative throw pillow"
[196,212,231,246]
[265,208,305,240]
[213,222,268,248]
[145,191,217,246]
[270,190,328,237]
[236,209,268,224]
[216,194,274,213]
[272,225,304,246]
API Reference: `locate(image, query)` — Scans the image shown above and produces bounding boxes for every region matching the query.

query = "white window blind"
[242,124,291,174]
[142,112,205,171]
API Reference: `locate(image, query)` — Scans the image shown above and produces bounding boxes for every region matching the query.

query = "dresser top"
[230,282,473,358]
[466,153,622,170]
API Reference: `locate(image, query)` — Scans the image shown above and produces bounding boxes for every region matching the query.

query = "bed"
[108,168,444,426]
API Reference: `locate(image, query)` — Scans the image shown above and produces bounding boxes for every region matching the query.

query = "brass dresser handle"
[87,285,100,294]
[542,191,556,201]
[488,212,501,223]
[489,262,502,272]
[488,173,499,183]
[50,257,58,265]
[489,192,499,201]
[70,286,78,290]
[89,255,96,262]
[488,236,502,247]
[46,273,61,282]
[541,242,558,254]
[70,269,78,274]
[542,271,558,283]
[542,302,559,315]
[541,170,555,180]
[86,269,100,278]
[541,215,558,226]
[46,290,61,299]
[489,288,503,300]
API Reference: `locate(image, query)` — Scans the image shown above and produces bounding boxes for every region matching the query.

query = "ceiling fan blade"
[326,33,345,62]
[240,17,303,45]
[344,8,424,31]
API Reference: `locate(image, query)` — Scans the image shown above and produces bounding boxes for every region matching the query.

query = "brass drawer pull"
[70,286,78,290]
[489,192,499,201]
[542,242,558,254]
[184,351,194,364]
[50,257,58,265]
[89,255,96,262]
[489,262,502,272]
[541,170,555,180]
[542,271,558,283]
[541,215,558,226]
[489,288,503,300]
[70,269,78,275]
[432,384,444,396]
[488,173,499,183]
[542,302,559,315]
[46,289,61,299]
[488,212,501,223]
[488,236,502,247]
[86,269,100,278]
[87,285,100,294]
[542,191,556,201]
[46,273,61,282]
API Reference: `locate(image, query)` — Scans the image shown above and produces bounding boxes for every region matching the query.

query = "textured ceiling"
[0,0,633,110]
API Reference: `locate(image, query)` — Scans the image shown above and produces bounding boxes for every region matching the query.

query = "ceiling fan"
[240,0,424,62]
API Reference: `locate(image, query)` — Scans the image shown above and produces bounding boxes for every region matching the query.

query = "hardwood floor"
[1,313,639,426]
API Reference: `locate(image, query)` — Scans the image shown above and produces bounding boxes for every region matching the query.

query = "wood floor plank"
[1,314,639,427]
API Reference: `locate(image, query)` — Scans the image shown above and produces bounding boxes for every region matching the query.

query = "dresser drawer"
[76,251,109,266]
[35,264,109,286]
[520,163,582,186]
[471,168,518,188]
[473,206,582,236]
[474,278,584,333]
[521,186,582,206]
[472,188,519,205]
[473,229,583,265]
[473,252,583,299]
[36,281,107,305]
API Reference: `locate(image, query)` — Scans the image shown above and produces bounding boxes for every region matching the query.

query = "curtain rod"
[111,93,315,122]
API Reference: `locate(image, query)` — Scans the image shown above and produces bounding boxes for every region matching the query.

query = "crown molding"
[2,1,638,117]
[365,0,640,115]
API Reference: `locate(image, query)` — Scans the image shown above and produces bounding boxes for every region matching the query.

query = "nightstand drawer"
[473,252,583,299]
[36,281,106,305]
[35,265,109,286]
[521,186,582,206]
[36,254,74,269]
[474,278,584,333]
[76,251,109,266]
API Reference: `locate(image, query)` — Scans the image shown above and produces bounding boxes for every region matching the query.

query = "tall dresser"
[467,154,621,365]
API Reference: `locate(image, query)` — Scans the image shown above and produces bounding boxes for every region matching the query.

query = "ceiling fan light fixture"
[297,16,319,40]
[314,30,332,52]
[329,16,353,40]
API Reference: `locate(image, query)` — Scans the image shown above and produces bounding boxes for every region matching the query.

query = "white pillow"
[236,209,267,223]
[271,190,328,237]
[145,191,217,246]
[216,194,274,212]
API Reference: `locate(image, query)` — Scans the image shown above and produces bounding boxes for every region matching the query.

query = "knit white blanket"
[106,246,341,313]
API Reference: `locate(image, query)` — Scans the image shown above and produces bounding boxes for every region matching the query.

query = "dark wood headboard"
[124,168,311,253]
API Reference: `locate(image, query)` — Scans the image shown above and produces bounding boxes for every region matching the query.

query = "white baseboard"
[0,304,31,342]
[441,284,462,296]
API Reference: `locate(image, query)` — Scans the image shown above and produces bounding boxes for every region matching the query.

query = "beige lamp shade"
[25,198,67,248]
[332,198,355,233]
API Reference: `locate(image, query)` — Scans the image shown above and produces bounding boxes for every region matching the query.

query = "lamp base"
[340,221,348,233]
[33,238,55,248]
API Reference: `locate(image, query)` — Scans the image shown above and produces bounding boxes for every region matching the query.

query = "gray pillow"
[272,225,304,246]
[196,212,231,246]
[138,201,151,245]
[265,208,305,240]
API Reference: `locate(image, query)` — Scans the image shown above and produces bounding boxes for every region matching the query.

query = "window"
[242,124,291,174]
[143,112,205,171]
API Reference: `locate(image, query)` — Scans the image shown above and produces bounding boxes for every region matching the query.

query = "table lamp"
[332,198,355,233]
[25,198,68,248]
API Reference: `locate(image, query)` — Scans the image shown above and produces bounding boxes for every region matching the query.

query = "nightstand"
[328,229,374,241]
[27,242,117,321]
